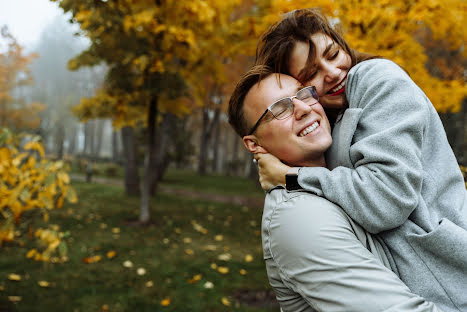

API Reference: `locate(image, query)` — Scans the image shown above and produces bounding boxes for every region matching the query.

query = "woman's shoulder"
[349,58,408,81]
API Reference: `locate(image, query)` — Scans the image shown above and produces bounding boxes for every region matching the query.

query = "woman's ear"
[243,135,268,154]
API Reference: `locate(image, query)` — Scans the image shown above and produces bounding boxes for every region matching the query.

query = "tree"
[0,26,45,132]
[52,0,250,223]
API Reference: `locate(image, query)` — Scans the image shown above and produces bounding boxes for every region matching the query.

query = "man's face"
[243,74,332,167]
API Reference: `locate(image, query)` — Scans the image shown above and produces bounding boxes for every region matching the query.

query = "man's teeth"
[299,121,319,137]
[330,79,346,93]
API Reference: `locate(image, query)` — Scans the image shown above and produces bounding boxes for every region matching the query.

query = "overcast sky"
[0,0,64,49]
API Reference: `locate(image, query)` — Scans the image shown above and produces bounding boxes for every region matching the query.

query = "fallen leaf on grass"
[244,254,253,262]
[8,274,21,281]
[210,263,217,270]
[38,281,50,287]
[160,297,171,306]
[112,227,120,234]
[137,268,146,276]
[188,274,202,284]
[221,297,231,306]
[217,266,229,274]
[145,281,154,287]
[123,260,133,268]
[239,269,247,275]
[217,253,231,261]
[203,281,214,289]
[26,249,37,258]
[183,237,192,244]
[102,304,109,311]
[185,249,194,255]
[106,250,117,259]
[214,235,223,241]
[82,255,102,264]
[8,296,21,302]
[203,244,217,251]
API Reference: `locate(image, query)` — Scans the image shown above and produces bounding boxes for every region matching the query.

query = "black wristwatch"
[285,167,301,191]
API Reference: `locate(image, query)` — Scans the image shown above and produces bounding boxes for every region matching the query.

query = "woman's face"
[288,33,351,109]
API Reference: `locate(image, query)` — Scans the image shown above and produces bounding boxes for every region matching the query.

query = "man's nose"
[293,98,313,119]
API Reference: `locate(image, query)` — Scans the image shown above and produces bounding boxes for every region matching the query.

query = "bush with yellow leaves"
[0,129,77,262]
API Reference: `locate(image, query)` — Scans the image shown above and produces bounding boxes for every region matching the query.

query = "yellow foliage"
[0,129,76,259]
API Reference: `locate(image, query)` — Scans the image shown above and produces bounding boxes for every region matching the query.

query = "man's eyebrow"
[322,42,336,56]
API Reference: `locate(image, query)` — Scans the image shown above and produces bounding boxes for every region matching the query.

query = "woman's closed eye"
[328,50,339,60]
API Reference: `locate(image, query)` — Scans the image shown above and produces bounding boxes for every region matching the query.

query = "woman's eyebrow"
[322,42,336,56]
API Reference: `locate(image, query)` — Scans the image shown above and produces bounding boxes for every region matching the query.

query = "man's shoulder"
[265,188,352,239]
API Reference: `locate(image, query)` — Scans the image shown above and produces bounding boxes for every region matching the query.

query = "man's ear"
[243,135,268,154]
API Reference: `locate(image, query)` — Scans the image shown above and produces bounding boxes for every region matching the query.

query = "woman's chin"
[320,94,348,109]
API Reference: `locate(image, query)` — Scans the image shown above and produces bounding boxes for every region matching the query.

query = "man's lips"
[298,121,319,137]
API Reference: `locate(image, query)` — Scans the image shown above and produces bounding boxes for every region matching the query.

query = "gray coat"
[297,59,467,312]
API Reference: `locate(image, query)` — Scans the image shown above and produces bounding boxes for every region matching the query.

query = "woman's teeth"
[330,79,346,93]
[299,121,319,137]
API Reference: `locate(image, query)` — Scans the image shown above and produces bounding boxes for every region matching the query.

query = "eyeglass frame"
[247,85,319,135]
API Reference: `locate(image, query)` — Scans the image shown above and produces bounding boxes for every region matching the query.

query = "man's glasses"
[248,86,319,135]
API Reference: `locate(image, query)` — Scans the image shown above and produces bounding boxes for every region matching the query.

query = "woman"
[254,8,467,312]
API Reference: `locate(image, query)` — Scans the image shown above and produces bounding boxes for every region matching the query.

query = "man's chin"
[320,94,348,109]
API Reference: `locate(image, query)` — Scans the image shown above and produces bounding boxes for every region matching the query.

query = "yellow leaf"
[214,234,223,241]
[26,249,37,258]
[244,254,253,262]
[106,250,117,259]
[188,274,202,284]
[239,269,247,275]
[160,297,171,306]
[38,280,50,287]
[217,266,229,274]
[8,274,21,281]
[185,249,194,255]
[221,297,231,306]
[8,296,21,302]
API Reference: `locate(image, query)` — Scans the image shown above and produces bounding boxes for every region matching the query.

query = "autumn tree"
[0,26,45,132]
[51,0,251,223]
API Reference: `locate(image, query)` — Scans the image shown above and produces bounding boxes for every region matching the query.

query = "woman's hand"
[255,153,290,191]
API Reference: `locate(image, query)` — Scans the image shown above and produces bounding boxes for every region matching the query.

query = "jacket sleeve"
[297,59,428,233]
[270,193,443,312]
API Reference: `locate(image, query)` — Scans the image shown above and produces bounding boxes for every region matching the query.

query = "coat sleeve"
[297,59,428,233]
[269,193,443,312]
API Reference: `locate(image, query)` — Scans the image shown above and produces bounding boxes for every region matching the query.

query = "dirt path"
[70,174,264,209]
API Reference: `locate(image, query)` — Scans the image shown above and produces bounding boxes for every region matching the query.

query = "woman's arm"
[296,59,428,233]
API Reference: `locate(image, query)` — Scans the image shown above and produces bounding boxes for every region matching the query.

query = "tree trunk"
[211,112,221,173]
[150,113,175,194]
[121,126,140,196]
[93,119,105,158]
[198,107,220,175]
[67,125,77,155]
[55,122,65,159]
[229,131,240,176]
[112,129,120,163]
[140,96,158,224]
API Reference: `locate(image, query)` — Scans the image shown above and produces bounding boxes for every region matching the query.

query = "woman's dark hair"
[255,8,378,124]
[256,8,376,76]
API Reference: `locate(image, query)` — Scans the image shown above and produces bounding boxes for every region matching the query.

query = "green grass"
[0,178,276,311]
[161,169,265,197]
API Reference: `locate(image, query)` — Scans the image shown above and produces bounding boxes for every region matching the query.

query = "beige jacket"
[262,188,443,312]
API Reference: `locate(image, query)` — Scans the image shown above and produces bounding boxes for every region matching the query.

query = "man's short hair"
[228,65,274,137]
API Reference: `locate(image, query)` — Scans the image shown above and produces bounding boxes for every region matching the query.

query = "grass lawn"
[0,174,276,311]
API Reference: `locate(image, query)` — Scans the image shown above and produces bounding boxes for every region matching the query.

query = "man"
[228,65,442,311]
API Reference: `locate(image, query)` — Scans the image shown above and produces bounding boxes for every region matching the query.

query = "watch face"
[286,174,300,191]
